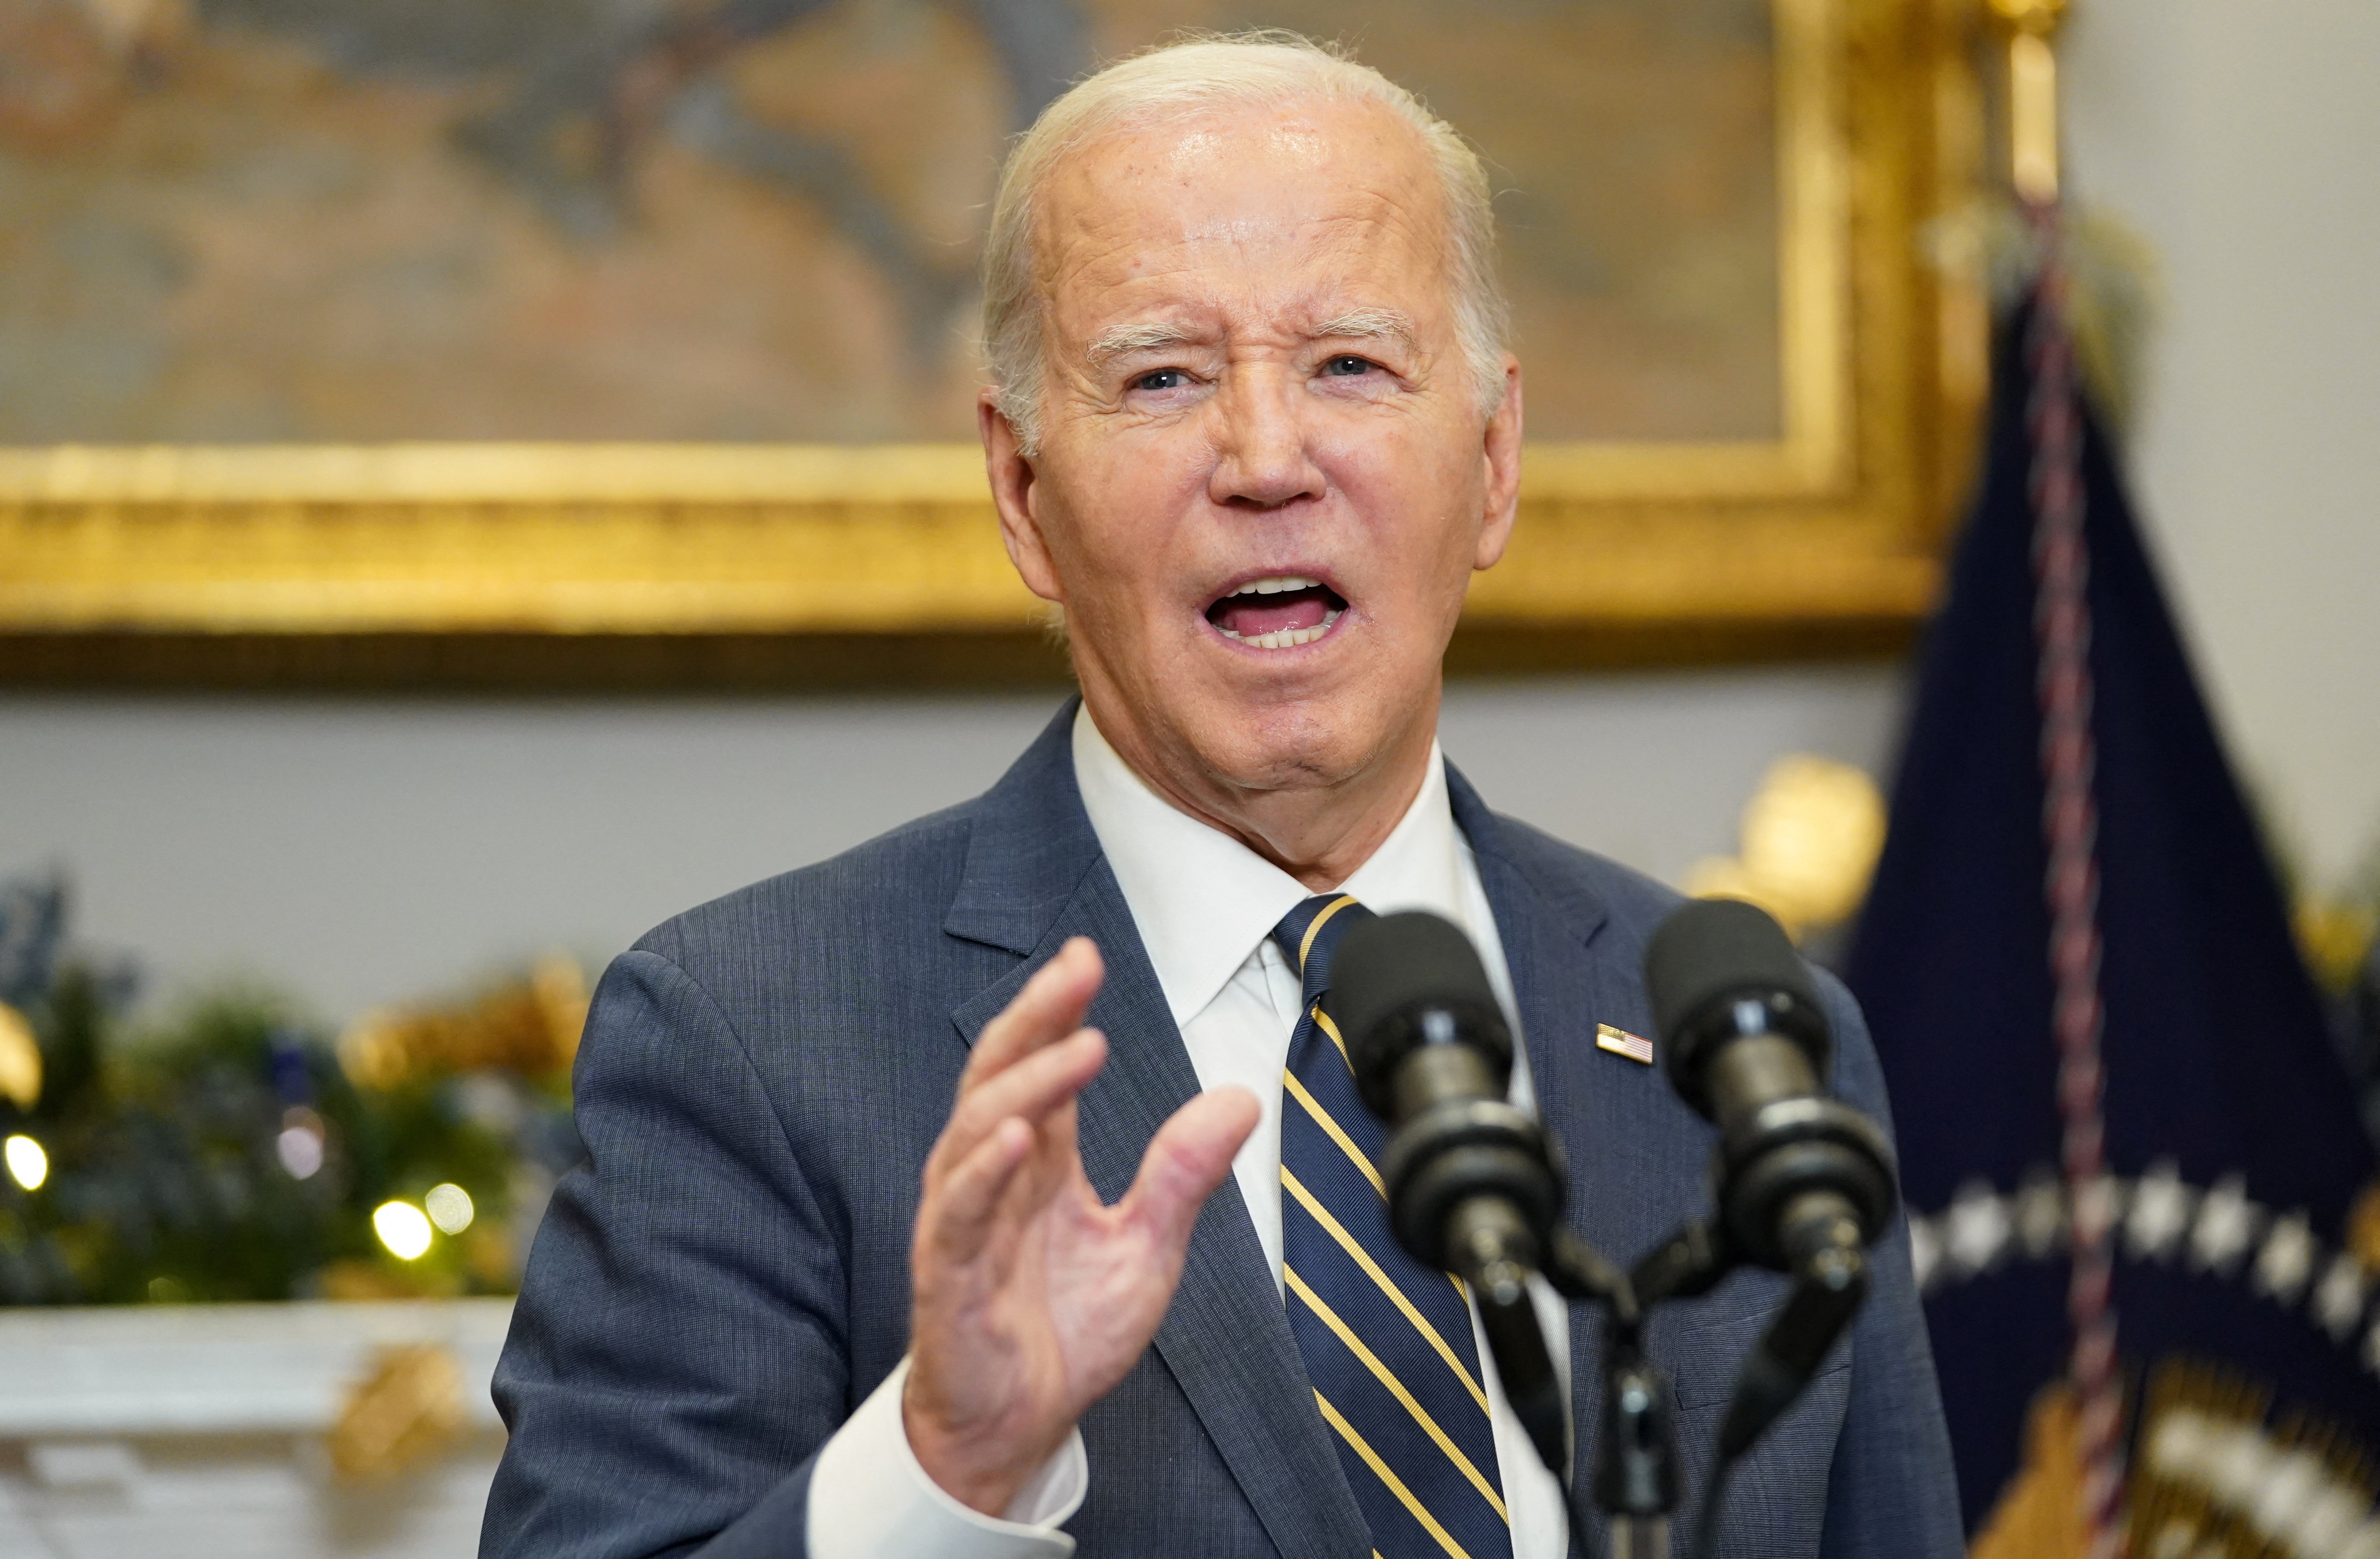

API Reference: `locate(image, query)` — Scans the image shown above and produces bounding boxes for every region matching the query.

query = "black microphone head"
[1643,898,1830,1118]
[1332,910,1512,1119]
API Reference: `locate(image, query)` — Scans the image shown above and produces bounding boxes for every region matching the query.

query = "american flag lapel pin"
[1595,1023,1656,1065]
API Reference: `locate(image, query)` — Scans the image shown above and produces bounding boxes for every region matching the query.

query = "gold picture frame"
[0,0,1985,689]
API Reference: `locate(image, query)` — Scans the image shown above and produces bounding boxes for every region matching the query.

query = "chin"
[1180,683,1404,795]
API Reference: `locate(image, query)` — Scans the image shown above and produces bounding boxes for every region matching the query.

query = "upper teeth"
[1213,575,1341,649]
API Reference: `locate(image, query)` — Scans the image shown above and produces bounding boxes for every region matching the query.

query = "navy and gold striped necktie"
[1273,894,1512,1559]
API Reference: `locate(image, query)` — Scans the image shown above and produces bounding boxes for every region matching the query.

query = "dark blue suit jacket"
[482,703,1961,1558]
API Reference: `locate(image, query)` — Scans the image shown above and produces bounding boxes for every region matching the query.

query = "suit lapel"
[947,704,1368,1559]
[1451,765,1671,1495]
[1448,762,1630,1246]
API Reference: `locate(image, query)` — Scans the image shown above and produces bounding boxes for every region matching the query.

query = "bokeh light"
[277,1124,325,1179]
[3,1134,47,1191]
[425,1182,475,1234]
[373,1200,434,1260]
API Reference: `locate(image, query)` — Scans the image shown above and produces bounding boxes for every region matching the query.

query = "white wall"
[0,671,1903,1021]
[2064,0,2380,886]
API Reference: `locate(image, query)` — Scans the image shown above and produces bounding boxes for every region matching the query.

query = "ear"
[1473,357,1524,573]
[980,391,1064,603]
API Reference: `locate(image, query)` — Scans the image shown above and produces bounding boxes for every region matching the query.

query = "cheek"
[1319,425,1485,586]
[1042,445,1206,602]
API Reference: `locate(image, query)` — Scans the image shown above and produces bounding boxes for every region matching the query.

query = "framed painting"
[0,0,1987,686]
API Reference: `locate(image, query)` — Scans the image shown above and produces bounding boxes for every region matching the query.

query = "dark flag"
[1844,249,2380,1557]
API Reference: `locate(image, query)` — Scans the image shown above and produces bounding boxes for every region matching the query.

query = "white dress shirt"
[809,707,1573,1557]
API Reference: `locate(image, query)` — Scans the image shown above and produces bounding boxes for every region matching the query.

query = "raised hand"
[902,937,1260,1516]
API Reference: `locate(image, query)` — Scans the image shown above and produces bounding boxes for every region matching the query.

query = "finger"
[932,1028,1106,1182]
[965,938,1104,1085]
[923,1115,1034,1269]
[1119,1086,1261,1251]
[951,1027,1105,1154]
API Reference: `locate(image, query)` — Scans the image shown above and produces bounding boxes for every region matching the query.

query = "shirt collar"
[1070,704,1470,1029]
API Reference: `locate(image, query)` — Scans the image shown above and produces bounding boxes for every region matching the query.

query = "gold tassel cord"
[1970,1384,2090,1559]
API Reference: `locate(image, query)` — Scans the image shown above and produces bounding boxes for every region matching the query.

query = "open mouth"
[1204,575,1349,649]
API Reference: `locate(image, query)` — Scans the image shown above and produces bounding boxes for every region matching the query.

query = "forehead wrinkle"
[1170,179,1437,258]
[1070,205,1444,327]
[1048,102,1441,263]
[1034,100,1460,386]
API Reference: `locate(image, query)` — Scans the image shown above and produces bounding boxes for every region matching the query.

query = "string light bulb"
[425,1183,475,1234]
[3,1134,45,1191]
[277,1106,326,1179]
[373,1199,435,1260]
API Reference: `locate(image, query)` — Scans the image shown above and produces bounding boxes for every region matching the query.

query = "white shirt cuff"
[805,1356,1087,1559]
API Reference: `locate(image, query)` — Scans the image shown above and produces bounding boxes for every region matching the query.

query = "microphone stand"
[1540,1228,1674,1559]
[1527,1212,1872,1559]
[1332,905,1889,1559]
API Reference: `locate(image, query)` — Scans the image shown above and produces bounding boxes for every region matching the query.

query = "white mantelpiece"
[0,1300,512,1559]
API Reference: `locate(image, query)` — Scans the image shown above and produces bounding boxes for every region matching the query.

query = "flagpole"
[1998,0,2066,205]
[1988,2,2129,1555]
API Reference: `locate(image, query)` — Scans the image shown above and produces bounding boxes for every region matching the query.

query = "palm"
[906,939,1257,1516]
[1035,1137,1195,1405]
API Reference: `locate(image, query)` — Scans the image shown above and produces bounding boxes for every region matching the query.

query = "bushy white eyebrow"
[1309,307,1417,353]
[1085,307,1417,375]
[1086,322,1203,370]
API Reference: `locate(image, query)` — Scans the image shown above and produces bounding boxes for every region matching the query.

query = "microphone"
[1642,898,1895,1276]
[1642,897,1897,1463]
[1332,911,1570,1473]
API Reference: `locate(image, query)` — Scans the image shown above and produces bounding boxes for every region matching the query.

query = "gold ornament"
[327,1343,467,1480]
[1685,755,1888,940]
[316,1259,460,1302]
[2296,895,2377,995]
[2350,1182,2380,1274]
[0,1003,39,1111]
[338,954,588,1090]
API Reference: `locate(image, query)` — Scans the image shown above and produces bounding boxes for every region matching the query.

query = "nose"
[1207,367,1326,510]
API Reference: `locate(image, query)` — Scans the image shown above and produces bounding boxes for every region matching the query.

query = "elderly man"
[481,33,1960,1559]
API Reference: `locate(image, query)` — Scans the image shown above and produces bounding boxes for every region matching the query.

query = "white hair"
[980,31,1510,455]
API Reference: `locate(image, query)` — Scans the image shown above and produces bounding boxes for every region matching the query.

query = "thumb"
[1121,1086,1261,1251]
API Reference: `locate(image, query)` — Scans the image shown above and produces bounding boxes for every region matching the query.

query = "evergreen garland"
[0,873,582,1305]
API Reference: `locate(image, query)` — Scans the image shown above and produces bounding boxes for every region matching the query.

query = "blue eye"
[1132,368,1189,391]
[1323,355,1375,377]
